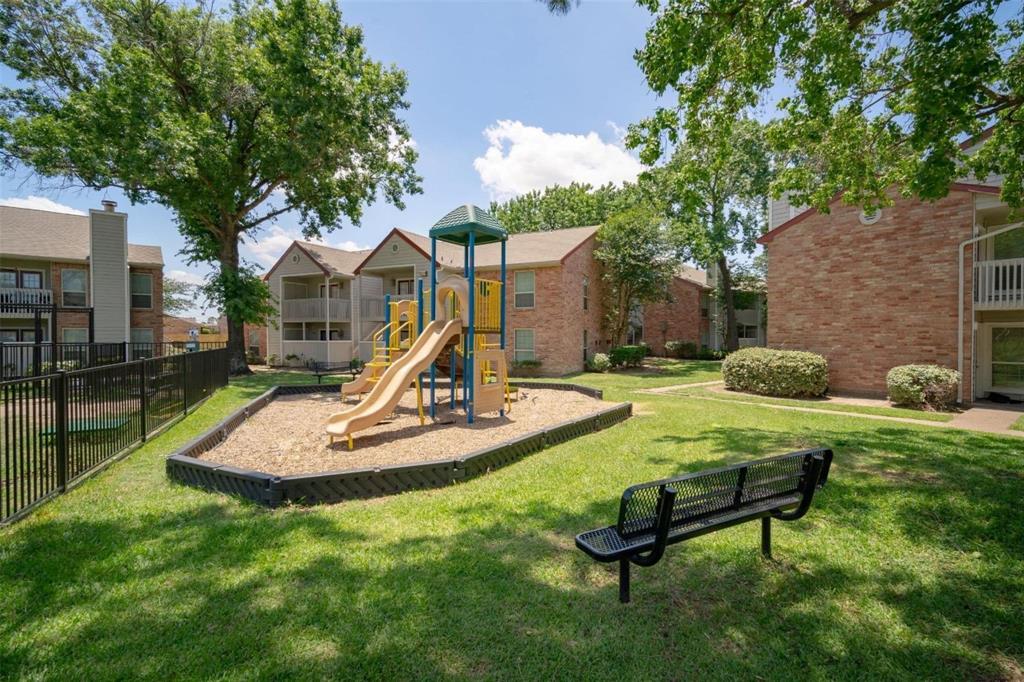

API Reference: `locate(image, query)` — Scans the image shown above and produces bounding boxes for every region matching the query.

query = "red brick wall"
[51,262,90,341]
[129,266,164,344]
[244,323,268,359]
[764,188,975,399]
[641,277,707,355]
[476,236,607,376]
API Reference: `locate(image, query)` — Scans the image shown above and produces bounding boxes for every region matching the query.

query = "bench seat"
[576,493,803,561]
[575,448,832,602]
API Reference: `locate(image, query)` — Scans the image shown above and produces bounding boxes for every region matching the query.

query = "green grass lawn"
[2,364,1022,679]
[535,356,723,391]
[670,385,957,423]
[1011,413,1024,431]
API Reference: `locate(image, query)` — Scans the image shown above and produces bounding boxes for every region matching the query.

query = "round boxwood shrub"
[587,353,611,372]
[886,364,959,410]
[722,347,828,398]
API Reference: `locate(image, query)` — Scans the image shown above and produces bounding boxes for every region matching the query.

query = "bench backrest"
[616,448,833,539]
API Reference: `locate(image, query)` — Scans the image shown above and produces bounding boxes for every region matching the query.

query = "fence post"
[181,353,189,413]
[123,341,129,364]
[138,360,149,442]
[54,370,68,492]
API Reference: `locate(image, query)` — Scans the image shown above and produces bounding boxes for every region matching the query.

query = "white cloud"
[167,269,206,286]
[0,195,86,215]
[243,225,371,268]
[473,120,643,200]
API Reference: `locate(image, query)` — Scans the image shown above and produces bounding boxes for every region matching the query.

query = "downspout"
[324,274,331,366]
[957,219,1023,402]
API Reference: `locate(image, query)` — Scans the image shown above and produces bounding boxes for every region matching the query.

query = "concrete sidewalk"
[649,384,1024,439]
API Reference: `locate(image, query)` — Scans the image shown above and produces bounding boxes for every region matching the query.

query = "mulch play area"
[199,386,612,476]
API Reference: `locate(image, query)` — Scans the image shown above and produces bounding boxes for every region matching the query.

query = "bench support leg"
[619,559,630,603]
[761,517,771,558]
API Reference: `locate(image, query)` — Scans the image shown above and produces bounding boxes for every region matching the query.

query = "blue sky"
[0,1,666,317]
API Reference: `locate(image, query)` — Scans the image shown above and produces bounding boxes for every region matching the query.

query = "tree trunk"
[718,256,739,352]
[221,237,252,376]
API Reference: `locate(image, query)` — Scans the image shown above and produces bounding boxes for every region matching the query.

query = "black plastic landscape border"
[166,382,631,507]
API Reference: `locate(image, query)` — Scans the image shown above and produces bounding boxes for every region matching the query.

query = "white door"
[977,322,1024,397]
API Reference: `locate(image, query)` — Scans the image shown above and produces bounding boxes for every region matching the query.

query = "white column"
[324,275,331,365]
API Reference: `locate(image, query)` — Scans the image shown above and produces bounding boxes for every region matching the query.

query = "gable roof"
[676,265,709,288]
[757,183,1002,245]
[0,205,164,266]
[296,241,373,277]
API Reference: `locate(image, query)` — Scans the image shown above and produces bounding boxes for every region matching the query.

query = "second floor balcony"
[0,287,54,315]
[281,297,351,322]
[975,258,1024,310]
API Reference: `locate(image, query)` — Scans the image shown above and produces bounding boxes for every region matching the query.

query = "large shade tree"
[489,181,645,233]
[639,118,772,351]
[628,0,1023,211]
[1,0,421,373]
[594,206,682,345]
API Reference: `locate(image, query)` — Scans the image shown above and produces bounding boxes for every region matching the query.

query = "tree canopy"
[1,0,420,371]
[628,0,1023,210]
[489,181,644,233]
[594,206,682,345]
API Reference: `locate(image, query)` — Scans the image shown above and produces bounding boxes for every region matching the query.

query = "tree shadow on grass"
[1,460,1022,680]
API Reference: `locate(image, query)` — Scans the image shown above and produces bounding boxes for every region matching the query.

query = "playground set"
[168,205,631,506]
[327,205,514,449]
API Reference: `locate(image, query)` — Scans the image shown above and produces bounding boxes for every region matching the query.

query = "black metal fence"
[0,341,228,379]
[1,348,229,523]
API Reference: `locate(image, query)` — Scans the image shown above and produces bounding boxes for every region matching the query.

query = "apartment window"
[131,328,154,345]
[583,329,589,362]
[0,269,16,288]
[62,328,88,343]
[513,329,535,362]
[582,276,589,311]
[130,273,153,309]
[248,330,261,355]
[0,330,17,343]
[514,271,535,309]
[61,269,87,307]
[319,283,342,298]
[396,279,414,296]
[20,270,43,289]
[737,324,758,340]
[319,329,342,341]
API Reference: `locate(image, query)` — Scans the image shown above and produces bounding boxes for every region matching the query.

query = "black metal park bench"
[307,361,358,384]
[576,448,833,603]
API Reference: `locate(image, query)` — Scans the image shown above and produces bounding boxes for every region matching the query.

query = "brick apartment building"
[1,202,164,352]
[261,224,711,376]
[760,149,1021,402]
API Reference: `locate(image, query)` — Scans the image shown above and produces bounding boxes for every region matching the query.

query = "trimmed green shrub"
[722,347,828,397]
[665,340,698,359]
[511,359,543,377]
[587,353,611,372]
[638,341,652,357]
[609,345,645,368]
[697,347,726,361]
[886,364,959,410]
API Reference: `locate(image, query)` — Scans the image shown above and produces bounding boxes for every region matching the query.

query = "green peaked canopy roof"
[429,204,507,245]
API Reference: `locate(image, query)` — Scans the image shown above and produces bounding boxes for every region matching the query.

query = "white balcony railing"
[280,297,351,322]
[975,258,1024,309]
[0,287,53,307]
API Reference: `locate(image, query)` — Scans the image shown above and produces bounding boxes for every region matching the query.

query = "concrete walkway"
[643,383,1024,439]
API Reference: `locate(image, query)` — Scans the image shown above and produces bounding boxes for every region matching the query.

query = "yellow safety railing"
[474,278,501,331]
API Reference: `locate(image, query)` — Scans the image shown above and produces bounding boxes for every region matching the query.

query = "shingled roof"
[0,205,164,266]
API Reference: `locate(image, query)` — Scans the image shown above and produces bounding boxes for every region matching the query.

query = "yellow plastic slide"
[326,319,462,448]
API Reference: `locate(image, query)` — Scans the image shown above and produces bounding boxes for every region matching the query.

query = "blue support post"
[499,239,506,417]
[500,240,506,350]
[467,232,476,424]
[430,239,437,416]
